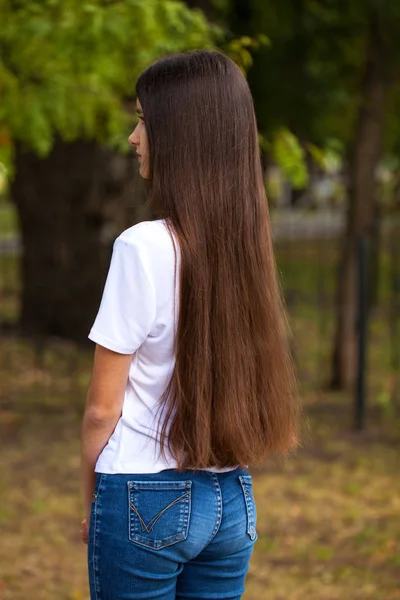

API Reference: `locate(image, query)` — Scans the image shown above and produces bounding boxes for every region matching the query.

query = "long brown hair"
[136,50,299,469]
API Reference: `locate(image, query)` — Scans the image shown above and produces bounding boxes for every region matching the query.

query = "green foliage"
[244,0,364,143]
[226,0,400,161]
[224,34,269,73]
[0,0,217,166]
[272,129,308,189]
[307,140,343,174]
[261,128,309,189]
[0,155,10,194]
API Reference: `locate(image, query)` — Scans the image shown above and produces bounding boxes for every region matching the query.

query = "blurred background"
[1,1,400,599]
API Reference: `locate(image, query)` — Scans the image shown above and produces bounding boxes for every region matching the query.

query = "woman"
[81,50,299,600]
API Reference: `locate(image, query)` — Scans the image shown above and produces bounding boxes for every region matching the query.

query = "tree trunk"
[331,20,388,389]
[368,200,381,308]
[10,138,150,344]
[394,170,400,208]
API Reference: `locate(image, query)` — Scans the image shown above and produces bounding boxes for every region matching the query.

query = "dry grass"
[0,331,399,600]
[1,237,400,598]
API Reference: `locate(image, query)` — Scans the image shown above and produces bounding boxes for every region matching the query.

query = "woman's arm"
[81,344,134,523]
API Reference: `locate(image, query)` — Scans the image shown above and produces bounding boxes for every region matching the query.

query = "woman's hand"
[80,518,89,544]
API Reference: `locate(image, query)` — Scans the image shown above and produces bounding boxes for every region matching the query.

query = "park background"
[1,1,400,598]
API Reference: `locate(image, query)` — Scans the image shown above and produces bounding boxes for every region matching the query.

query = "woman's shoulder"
[117,219,169,247]
[115,220,177,270]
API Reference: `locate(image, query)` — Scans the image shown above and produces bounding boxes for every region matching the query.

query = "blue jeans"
[88,468,257,599]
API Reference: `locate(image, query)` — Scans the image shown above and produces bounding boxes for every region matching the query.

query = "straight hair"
[136,50,300,469]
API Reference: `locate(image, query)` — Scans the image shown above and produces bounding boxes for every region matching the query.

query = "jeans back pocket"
[239,475,257,541]
[127,480,192,550]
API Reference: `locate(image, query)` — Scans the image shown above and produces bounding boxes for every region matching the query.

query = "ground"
[1,335,399,599]
[1,214,400,599]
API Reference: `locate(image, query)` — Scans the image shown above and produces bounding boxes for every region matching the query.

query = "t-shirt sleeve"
[88,236,156,354]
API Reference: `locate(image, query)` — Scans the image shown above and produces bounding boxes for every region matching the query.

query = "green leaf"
[272,128,309,189]
[0,0,216,164]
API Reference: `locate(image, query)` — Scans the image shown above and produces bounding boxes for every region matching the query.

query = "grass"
[249,430,400,600]
[1,335,399,600]
[1,235,400,599]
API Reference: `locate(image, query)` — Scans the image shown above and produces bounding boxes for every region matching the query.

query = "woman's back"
[81,49,300,600]
[89,219,238,474]
[134,50,299,469]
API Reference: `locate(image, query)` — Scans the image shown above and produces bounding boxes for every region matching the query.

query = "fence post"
[355,235,369,430]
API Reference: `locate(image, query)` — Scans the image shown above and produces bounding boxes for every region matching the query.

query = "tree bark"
[10,138,150,343]
[331,20,388,389]
[368,200,381,308]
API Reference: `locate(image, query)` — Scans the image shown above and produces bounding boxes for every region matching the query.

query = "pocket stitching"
[127,480,192,550]
[129,491,190,533]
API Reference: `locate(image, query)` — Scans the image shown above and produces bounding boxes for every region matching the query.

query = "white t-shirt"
[88,219,232,474]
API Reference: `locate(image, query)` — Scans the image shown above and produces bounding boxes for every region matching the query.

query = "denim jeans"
[88,468,257,599]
